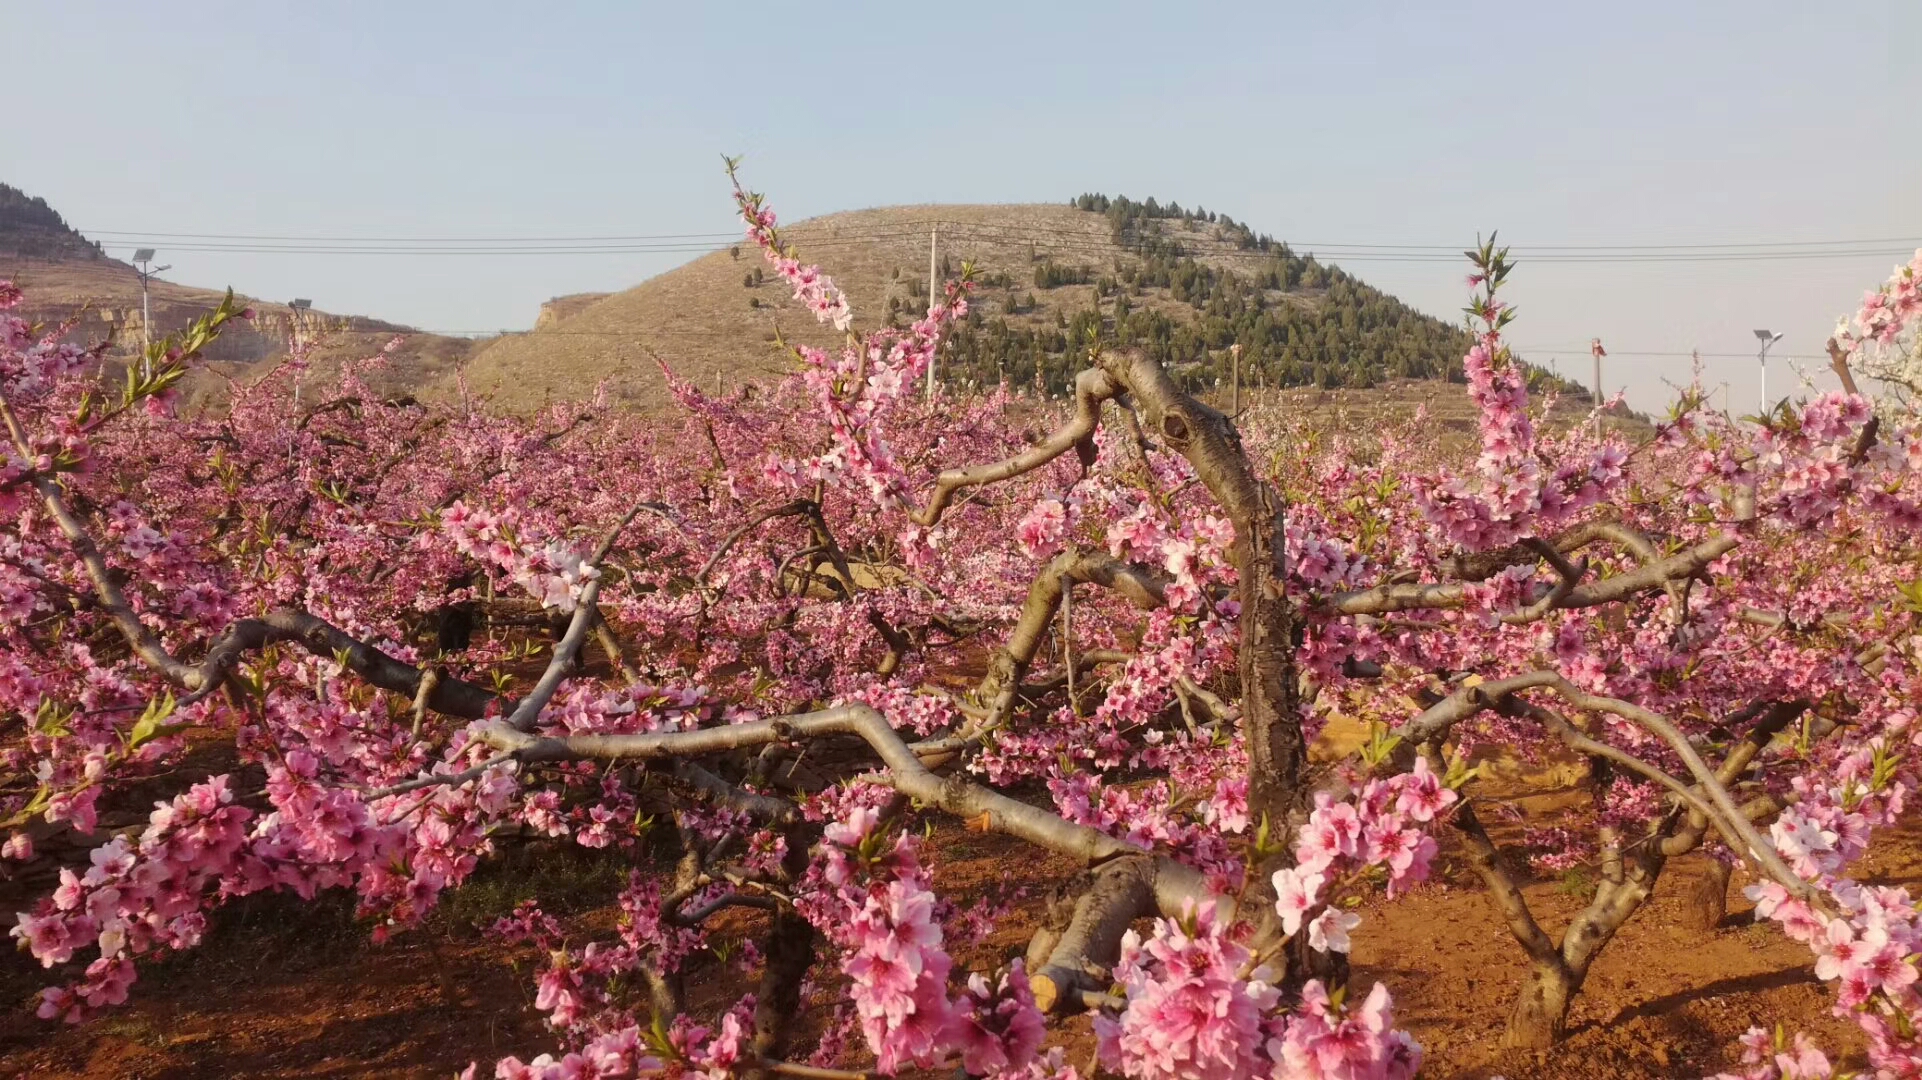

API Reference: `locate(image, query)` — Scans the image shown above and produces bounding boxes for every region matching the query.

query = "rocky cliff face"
[9,279,429,365]
[535,293,611,329]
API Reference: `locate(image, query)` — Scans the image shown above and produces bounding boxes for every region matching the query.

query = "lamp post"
[131,249,171,354]
[924,225,938,403]
[1754,329,1784,415]
[1589,338,1606,408]
[1230,342,1242,413]
[289,299,312,410]
[1588,338,1607,438]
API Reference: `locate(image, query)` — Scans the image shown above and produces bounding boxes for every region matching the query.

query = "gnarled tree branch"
[1326,534,1737,619]
[912,367,1118,527]
[477,703,1215,917]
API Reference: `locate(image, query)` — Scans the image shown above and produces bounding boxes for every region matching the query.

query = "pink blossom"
[1306,907,1361,954]
[1272,866,1325,937]
[1392,757,1456,823]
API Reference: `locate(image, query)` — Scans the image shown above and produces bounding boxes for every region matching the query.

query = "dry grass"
[0,254,475,407]
[7,205,1626,428]
[445,202,1361,413]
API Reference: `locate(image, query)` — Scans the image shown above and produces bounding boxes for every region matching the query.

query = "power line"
[77,228,747,243]
[81,237,1918,265]
[76,220,1922,252]
[73,218,1922,261]
[278,325,1805,362]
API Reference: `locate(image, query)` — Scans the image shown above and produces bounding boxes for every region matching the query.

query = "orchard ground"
[3,713,1903,1080]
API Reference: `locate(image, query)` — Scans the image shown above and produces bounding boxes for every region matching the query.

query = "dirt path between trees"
[4,723,1906,1080]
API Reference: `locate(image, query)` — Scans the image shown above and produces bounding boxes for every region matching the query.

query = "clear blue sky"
[6,1,1917,413]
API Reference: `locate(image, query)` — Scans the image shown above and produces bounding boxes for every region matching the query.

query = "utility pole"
[132,249,170,354]
[924,225,939,402]
[1753,329,1783,416]
[1230,343,1242,413]
[1589,338,1606,408]
[289,299,312,412]
[1589,338,1607,438]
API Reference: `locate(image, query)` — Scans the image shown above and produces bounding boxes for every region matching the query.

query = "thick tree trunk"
[1284,924,1350,992]
[1240,522,1306,829]
[1096,349,1304,826]
[972,551,1166,729]
[642,964,684,1024]
[1510,873,1653,1047]
[1029,857,1158,1013]
[750,910,817,1061]
[1686,859,1734,931]
[1504,959,1577,1049]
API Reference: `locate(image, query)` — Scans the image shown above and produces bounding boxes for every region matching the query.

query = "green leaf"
[126,692,188,750]
[20,785,52,820]
[34,700,74,738]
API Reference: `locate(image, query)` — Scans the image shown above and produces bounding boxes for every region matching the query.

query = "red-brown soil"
[5,798,1909,1080]
[1,710,1901,1080]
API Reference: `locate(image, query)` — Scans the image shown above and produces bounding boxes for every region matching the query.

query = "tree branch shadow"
[1592,965,1821,1029]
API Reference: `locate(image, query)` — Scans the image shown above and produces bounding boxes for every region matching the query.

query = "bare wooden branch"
[971,550,1167,730]
[1100,349,1308,823]
[912,367,1119,526]
[1395,670,1563,745]
[1396,669,1810,896]
[0,390,201,687]
[593,611,644,685]
[184,608,501,715]
[1660,700,1810,856]
[1455,800,1559,963]
[1508,538,1588,622]
[680,892,779,924]
[1521,704,1725,832]
[1020,649,1133,697]
[670,762,798,824]
[1326,534,1737,619]
[701,499,813,584]
[410,667,441,738]
[1028,856,1158,1013]
[497,496,660,732]
[478,703,1214,914]
[499,581,602,732]
[363,753,515,799]
[1827,336,1863,397]
[1439,519,1665,583]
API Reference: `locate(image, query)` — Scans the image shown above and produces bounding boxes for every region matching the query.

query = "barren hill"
[451,196,1589,413]
[1,183,475,407]
[5,180,1595,424]
[452,203,1110,410]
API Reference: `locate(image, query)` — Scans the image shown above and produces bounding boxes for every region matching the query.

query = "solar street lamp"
[290,300,314,409]
[132,249,171,352]
[1754,329,1784,414]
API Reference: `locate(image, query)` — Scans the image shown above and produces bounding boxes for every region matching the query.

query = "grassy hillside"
[0,183,107,262]
[5,179,1592,420]
[453,195,1587,412]
[0,183,475,407]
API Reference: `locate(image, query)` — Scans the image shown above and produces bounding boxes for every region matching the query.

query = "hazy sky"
[6,1,1918,413]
